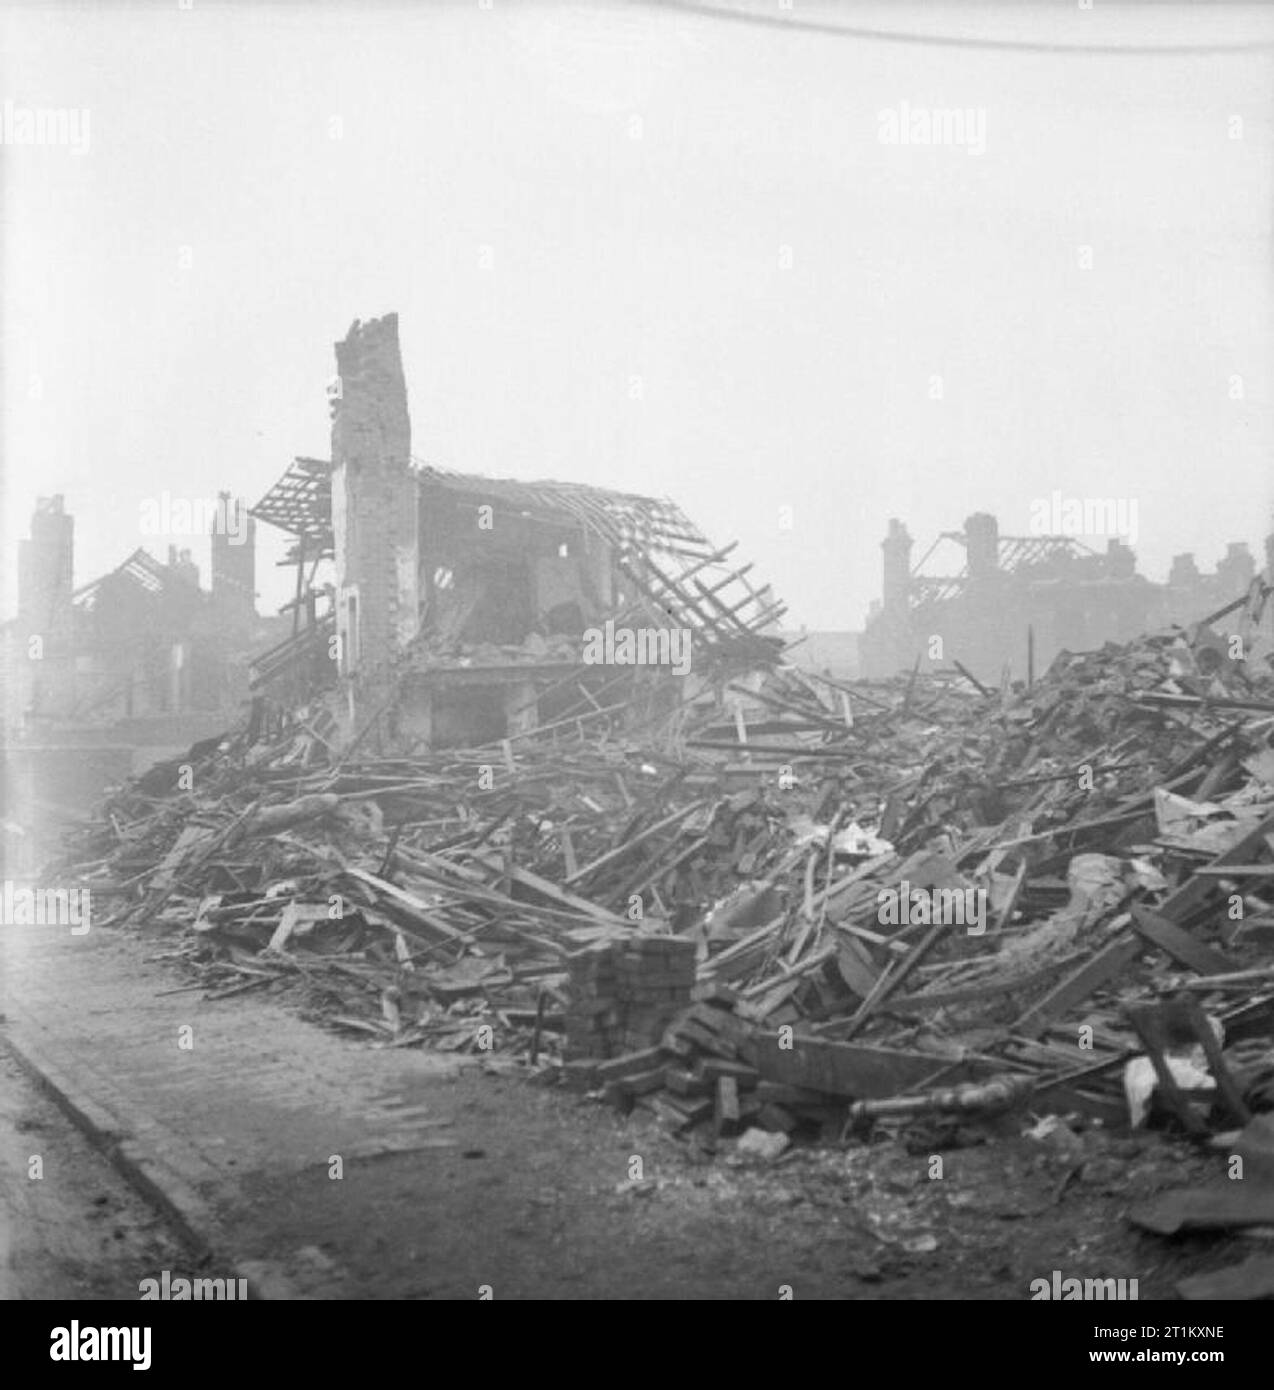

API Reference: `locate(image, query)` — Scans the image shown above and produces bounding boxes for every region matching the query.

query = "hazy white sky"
[3,0,1272,628]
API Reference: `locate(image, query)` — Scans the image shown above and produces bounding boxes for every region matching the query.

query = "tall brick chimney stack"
[210,491,256,618]
[18,494,74,631]
[1168,552,1200,588]
[1217,541,1255,595]
[964,512,999,581]
[881,518,912,617]
[330,314,420,680]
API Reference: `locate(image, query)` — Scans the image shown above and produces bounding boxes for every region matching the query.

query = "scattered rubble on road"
[46,586,1274,1295]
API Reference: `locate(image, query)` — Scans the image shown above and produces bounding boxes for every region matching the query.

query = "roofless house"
[250,315,783,748]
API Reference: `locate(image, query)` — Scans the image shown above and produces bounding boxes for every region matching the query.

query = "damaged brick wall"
[330,314,420,680]
[209,491,256,632]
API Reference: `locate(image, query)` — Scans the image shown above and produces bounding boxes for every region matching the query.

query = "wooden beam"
[1155,811,1274,926]
[742,1033,993,1099]
[1131,905,1232,976]
[468,849,629,926]
[1012,935,1142,1038]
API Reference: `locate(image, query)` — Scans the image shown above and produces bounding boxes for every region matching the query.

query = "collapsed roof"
[248,456,334,555]
[252,457,786,659]
[909,531,1101,606]
[73,548,172,610]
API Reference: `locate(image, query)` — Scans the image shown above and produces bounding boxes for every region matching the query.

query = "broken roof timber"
[904,531,1105,609]
[73,548,170,610]
[250,454,784,653]
[249,456,334,546]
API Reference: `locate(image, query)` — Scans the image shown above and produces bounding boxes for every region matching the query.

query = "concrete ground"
[0,915,1256,1300]
[0,1049,189,1300]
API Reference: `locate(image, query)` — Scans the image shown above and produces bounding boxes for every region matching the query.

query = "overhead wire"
[631,0,1274,56]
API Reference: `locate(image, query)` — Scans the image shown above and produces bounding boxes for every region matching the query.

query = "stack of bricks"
[564,935,697,1060]
[563,943,619,1060]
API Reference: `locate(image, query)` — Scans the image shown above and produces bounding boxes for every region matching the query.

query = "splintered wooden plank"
[744,1033,991,1099]
[1155,810,1274,925]
[1129,1187,1274,1236]
[1182,997,1252,1126]
[1012,935,1142,1039]
[560,826,578,879]
[1125,1003,1210,1136]
[344,867,468,942]
[595,1047,667,1082]
[149,825,217,893]
[468,850,629,926]
[840,922,946,1039]
[562,800,704,885]
[1130,905,1232,976]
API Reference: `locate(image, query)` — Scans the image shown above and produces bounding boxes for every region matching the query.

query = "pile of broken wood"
[48,612,1274,1164]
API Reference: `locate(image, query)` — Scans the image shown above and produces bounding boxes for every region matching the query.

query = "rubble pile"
[49,603,1274,1291]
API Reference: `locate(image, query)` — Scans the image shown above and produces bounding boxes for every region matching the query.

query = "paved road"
[0,1049,187,1299]
[2,915,1226,1299]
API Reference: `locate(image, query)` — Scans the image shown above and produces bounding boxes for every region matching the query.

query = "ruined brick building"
[2,493,277,740]
[2,493,287,856]
[860,512,1274,682]
[250,314,784,747]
